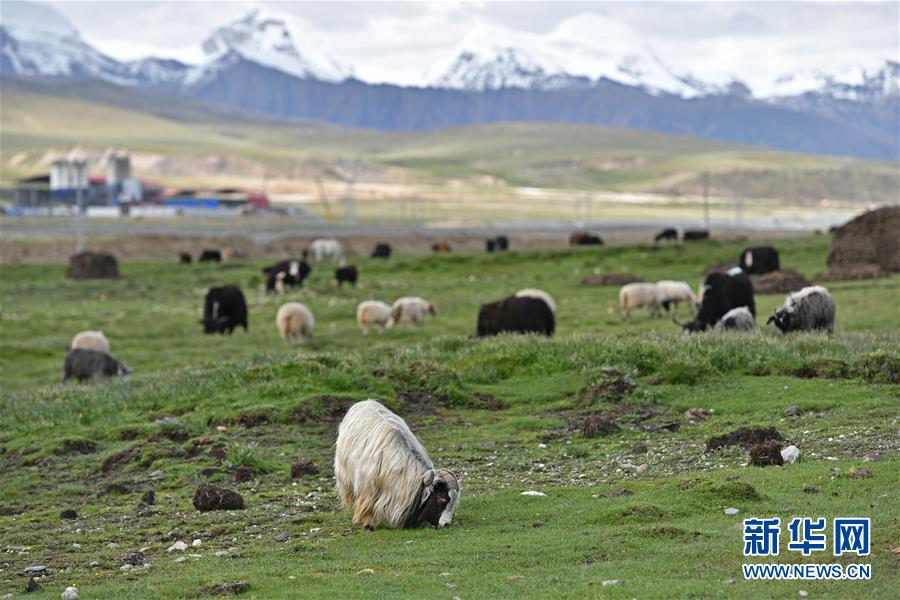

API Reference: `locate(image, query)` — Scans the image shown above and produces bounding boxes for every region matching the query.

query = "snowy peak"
[768,60,899,100]
[0,0,79,43]
[199,8,349,82]
[425,13,707,97]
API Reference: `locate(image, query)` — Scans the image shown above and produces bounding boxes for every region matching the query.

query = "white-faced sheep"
[304,238,345,262]
[356,300,394,335]
[619,283,666,320]
[656,280,699,316]
[70,330,110,354]
[713,306,757,332]
[515,288,557,315]
[334,400,460,529]
[391,296,437,326]
[767,286,836,333]
[275,302,315,345]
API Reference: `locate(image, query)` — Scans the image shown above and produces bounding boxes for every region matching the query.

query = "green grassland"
[2,84,898,204]
[0,235,898,599]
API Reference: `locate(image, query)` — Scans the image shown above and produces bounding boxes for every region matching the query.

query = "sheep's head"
[410,468,461,528]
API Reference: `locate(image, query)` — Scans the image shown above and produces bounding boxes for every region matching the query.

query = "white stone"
[781,445,800,464]
[192,539,202,547]
[799,591,809,597]
[215,551,229,557]
[521,490,546,497]
[174,557,187,564]
[167,541,188,553]
[120,564,132,571]
[62,587,79,600]
[602,579,622,586]
[724,507,740,516]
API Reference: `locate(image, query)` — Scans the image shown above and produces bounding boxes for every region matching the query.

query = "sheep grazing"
[655,280,698,316]
[477,296,555,337]
[739,246,780,275]
[371,243,391,259]
[432,241,452,253]
[305,238,345,262]
[683,230,710,241]
[335,264,358,287]
[335,400,461,529]
[62,348,131,383]
[767,286,836,334]
[682,270,755,332]
[198,249,222,262]
[495,235,509,250]
[654,228,678,243]
[714,307,757,332]
[179,252,192,264]
[70,330,110,354]
[391,297,437,326]
[275,302,315,344]
[356,301,393,335]
[515,288,557,315]
[486,239,497,253]
[619,283,666,320]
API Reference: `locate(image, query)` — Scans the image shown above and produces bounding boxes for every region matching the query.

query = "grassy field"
[0,235,898,598]
[2,83,898,205]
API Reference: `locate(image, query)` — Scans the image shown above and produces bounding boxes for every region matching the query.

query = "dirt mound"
[288,395,354,424]
[702,261,738,275]
[193,484,244,511]
[749,441,784,467]
[581,415,620,438]
[579,369,636,405]
[749,268,812,294]
[66,251,119,279]
[706,426,783,452]
[815,263,887,281]
[580,273,643,286]
[827,206,900,272]
[290,459,318,478]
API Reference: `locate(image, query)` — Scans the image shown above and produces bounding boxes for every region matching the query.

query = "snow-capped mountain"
[424,14,727,97]
[192,9,350,84]
[768,60,899,101]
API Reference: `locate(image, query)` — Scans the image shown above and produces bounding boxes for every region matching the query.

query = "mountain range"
[1,3,898,160]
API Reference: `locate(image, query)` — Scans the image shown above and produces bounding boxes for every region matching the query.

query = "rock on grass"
[750,441,784,467]
[59,509,77,520]
[193,485,244,512]
[208,581,250,596]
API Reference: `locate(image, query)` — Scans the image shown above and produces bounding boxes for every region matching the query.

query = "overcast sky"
[41,1,900,87]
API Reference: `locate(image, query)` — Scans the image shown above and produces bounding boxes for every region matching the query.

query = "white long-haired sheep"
[391,297,437,326]
[335,400,460,529]
[713,306,757,332]
[619,283,667,320]
[656,280,699,316]
[767,286,836,333]
[304,238,344,262]
[356,300,394,335]
[71,330,110,354]
[275,302,314,345]
[515,288,557,315]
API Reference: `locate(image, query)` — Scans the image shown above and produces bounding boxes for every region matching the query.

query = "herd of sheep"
[61,237,837,384]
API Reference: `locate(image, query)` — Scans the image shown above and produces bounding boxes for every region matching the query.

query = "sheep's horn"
[422,470,435,487]
[671,314,684,326]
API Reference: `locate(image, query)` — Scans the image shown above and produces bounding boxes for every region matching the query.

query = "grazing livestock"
[275,302,314,344]
[682,270,755,332]
[767,286,836,334]
[179,252,192,264]
[371,243,391,259]
[496,235,509,250]
[739,246,780,275]
[335,265,358,287]
[198,249,222,262]
[356,301,394,335]
[619,283,667,320]
[570,232,603,246]
[515,288,557,315]
[263,259,311,293]
[305,238,344,262]
[486,239,497,253]
[70,330,110,354]
[391,297,437,326]
[654,228,678,243]
[62,348,131,383]
[335,400,461,529]
[714,307,757,332]
[432,241,452,253]
[683,230,710,241]
[201,285,248,334]
[477,296,555,337]
[656,280,699,315]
